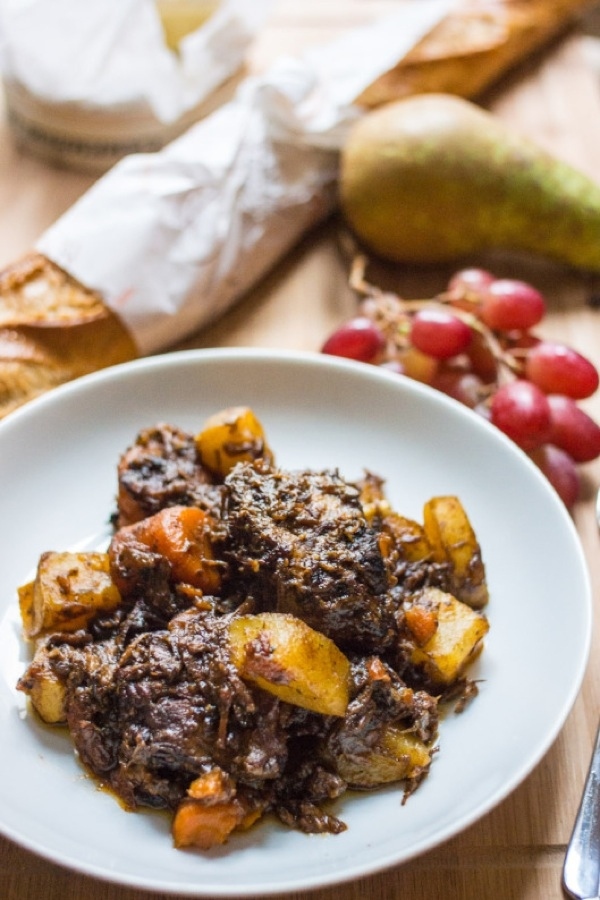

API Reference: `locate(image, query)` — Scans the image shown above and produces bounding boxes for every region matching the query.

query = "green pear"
[339,93,600,271]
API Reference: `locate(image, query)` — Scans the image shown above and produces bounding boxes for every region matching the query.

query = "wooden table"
[2,3,600,898]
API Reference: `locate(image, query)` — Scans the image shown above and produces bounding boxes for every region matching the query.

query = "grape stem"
[348,253,521,386]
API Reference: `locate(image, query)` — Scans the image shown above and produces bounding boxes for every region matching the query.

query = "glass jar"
[3,1,222,174]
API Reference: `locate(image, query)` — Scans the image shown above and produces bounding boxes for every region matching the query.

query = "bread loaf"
[0,254,136,419]
[0,0,592,419]
[356,0,594,107]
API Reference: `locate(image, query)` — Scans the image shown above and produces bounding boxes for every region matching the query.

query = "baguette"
[356,0,595,107]
[0,254,136,419]
[0,1,593,419]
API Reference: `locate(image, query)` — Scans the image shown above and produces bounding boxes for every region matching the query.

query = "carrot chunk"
[114,506,222,593]
[405,604,438,646]
[172,798,244,850]
[144,506,221,592]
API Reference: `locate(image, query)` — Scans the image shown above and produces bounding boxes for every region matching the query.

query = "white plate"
[0,348,592,896]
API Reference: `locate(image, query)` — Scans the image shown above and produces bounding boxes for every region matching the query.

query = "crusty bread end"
[0,254,137,419]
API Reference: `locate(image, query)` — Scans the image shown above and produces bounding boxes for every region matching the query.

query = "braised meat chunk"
[116,423,223,528]
[23,601,438,831]
[223,463,396,652]
[35,604,291,811]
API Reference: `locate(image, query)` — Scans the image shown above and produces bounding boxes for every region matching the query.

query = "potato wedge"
[195,406,273,479]
[408,587,489,686]
[358,472,392,524]
[383,512,432,563]
[334,726,432,788]
[228,612,350,717]
[17,647,66,724]
[23,551,122,638]
[17,580,35,636]
[423,495,489,608]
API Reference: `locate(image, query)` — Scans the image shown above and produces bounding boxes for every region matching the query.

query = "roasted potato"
[195,406,274,479]
[358,472,392,524]
[17,581,35,637]
[423,495,489,608]
[21,550,122,639]
[382,512,432,563]
[334,726,432,788]
[228,612,350,717]
[17,645,66,724]
[407,587,489,686]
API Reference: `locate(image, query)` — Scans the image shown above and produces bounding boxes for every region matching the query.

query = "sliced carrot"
[172,798,244,850]
[145,506,221,592]
[366,656,391,683]
[405,604,438,646]
[114,506,222,593]
[238,806,264,831]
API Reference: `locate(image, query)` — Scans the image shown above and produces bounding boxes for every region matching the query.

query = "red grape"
[525,341,599,400]
[319,264,599,508]
[447,268,495,305]
[480,279,546,332]
[490,380,552,451]
[502,331,541,351]
[529,445,580,508]
[396,347,438,384]
[466,329,498,383]
[431,369,484,408]
[410,309,472,360]
[321,317,385,363]
[547,394,600,462]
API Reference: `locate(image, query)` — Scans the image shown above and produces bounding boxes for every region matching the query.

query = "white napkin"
[37,1,454,355]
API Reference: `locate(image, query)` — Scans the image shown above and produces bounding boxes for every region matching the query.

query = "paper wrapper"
[0,0,273,170]
[36,1,454,355]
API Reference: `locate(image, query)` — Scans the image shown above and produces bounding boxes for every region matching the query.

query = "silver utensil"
[563,722,600,899]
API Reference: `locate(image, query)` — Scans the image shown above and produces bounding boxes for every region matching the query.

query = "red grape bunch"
[321,260,600,508]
